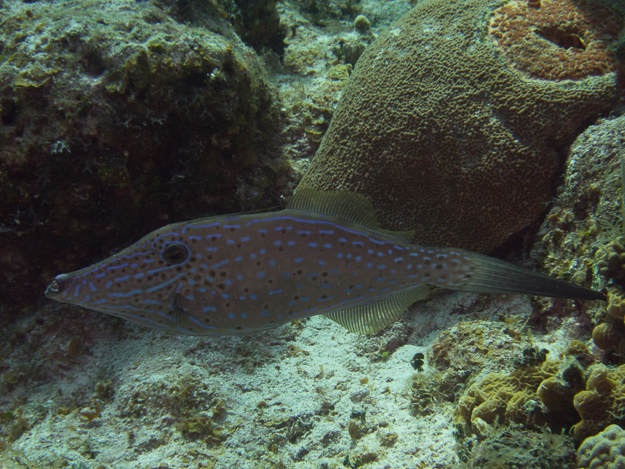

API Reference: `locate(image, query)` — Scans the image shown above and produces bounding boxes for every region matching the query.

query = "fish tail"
[458,252,606,301]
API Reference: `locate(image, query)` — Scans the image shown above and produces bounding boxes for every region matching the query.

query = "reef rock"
[0,0,285,306]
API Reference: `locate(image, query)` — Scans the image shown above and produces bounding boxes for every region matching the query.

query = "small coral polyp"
[489,0,624,80]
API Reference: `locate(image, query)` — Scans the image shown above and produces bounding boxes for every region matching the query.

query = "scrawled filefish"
[45,189,605,335]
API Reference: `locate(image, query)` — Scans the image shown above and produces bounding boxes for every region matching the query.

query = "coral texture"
[456,355,590,435]
[489,0,623,80]
[456,360,561,430]
[0,0,285,306]
[531,116,625,284]
[577,424,625,469]
[573,364,625,440]
[298,0,622,253]
[466,429,576,469]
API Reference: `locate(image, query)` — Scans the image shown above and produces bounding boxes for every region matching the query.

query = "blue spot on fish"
[203,306,216,312]
[108,290,143,297]
[268,289,282,295]
[241,236,251,242]
[261,310,270,317]
[228,312,235,319]
[294,258,304,263]
[257,272,266,278]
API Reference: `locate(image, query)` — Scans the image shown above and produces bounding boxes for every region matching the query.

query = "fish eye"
[161,242,190,265]
[46,274,68,295]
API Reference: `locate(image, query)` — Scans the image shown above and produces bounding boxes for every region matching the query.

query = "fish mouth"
[45,274,69,298]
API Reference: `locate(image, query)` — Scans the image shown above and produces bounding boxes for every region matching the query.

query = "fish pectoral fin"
[168,295,201,333]
[324,285,430,334]
[288,187,415,244]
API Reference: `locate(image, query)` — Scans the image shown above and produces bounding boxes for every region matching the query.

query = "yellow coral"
[455,361,560,432]
[573,364,625,441]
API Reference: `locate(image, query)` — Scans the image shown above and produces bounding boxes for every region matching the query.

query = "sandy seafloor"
[0,0,622,467]
[3,288,550,469]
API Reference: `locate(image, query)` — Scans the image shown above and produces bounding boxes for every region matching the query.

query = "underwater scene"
[1,0,625,467]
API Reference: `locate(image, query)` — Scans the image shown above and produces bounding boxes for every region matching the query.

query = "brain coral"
[455,360,561,431]
[573,364,625,441]
[298,0,623,253]
[456,355,591,435]
[577,424,625,469]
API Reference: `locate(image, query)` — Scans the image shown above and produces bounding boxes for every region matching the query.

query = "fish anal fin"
[288,187,414,244]
[324,285,429,334]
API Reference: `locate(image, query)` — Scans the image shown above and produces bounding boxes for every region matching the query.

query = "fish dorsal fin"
[288,187,414,244]
[324,285,429,334]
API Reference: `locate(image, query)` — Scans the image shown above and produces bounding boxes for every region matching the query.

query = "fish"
[44,189,606,335]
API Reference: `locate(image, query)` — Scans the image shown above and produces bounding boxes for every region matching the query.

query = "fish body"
[45,189,605,335]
